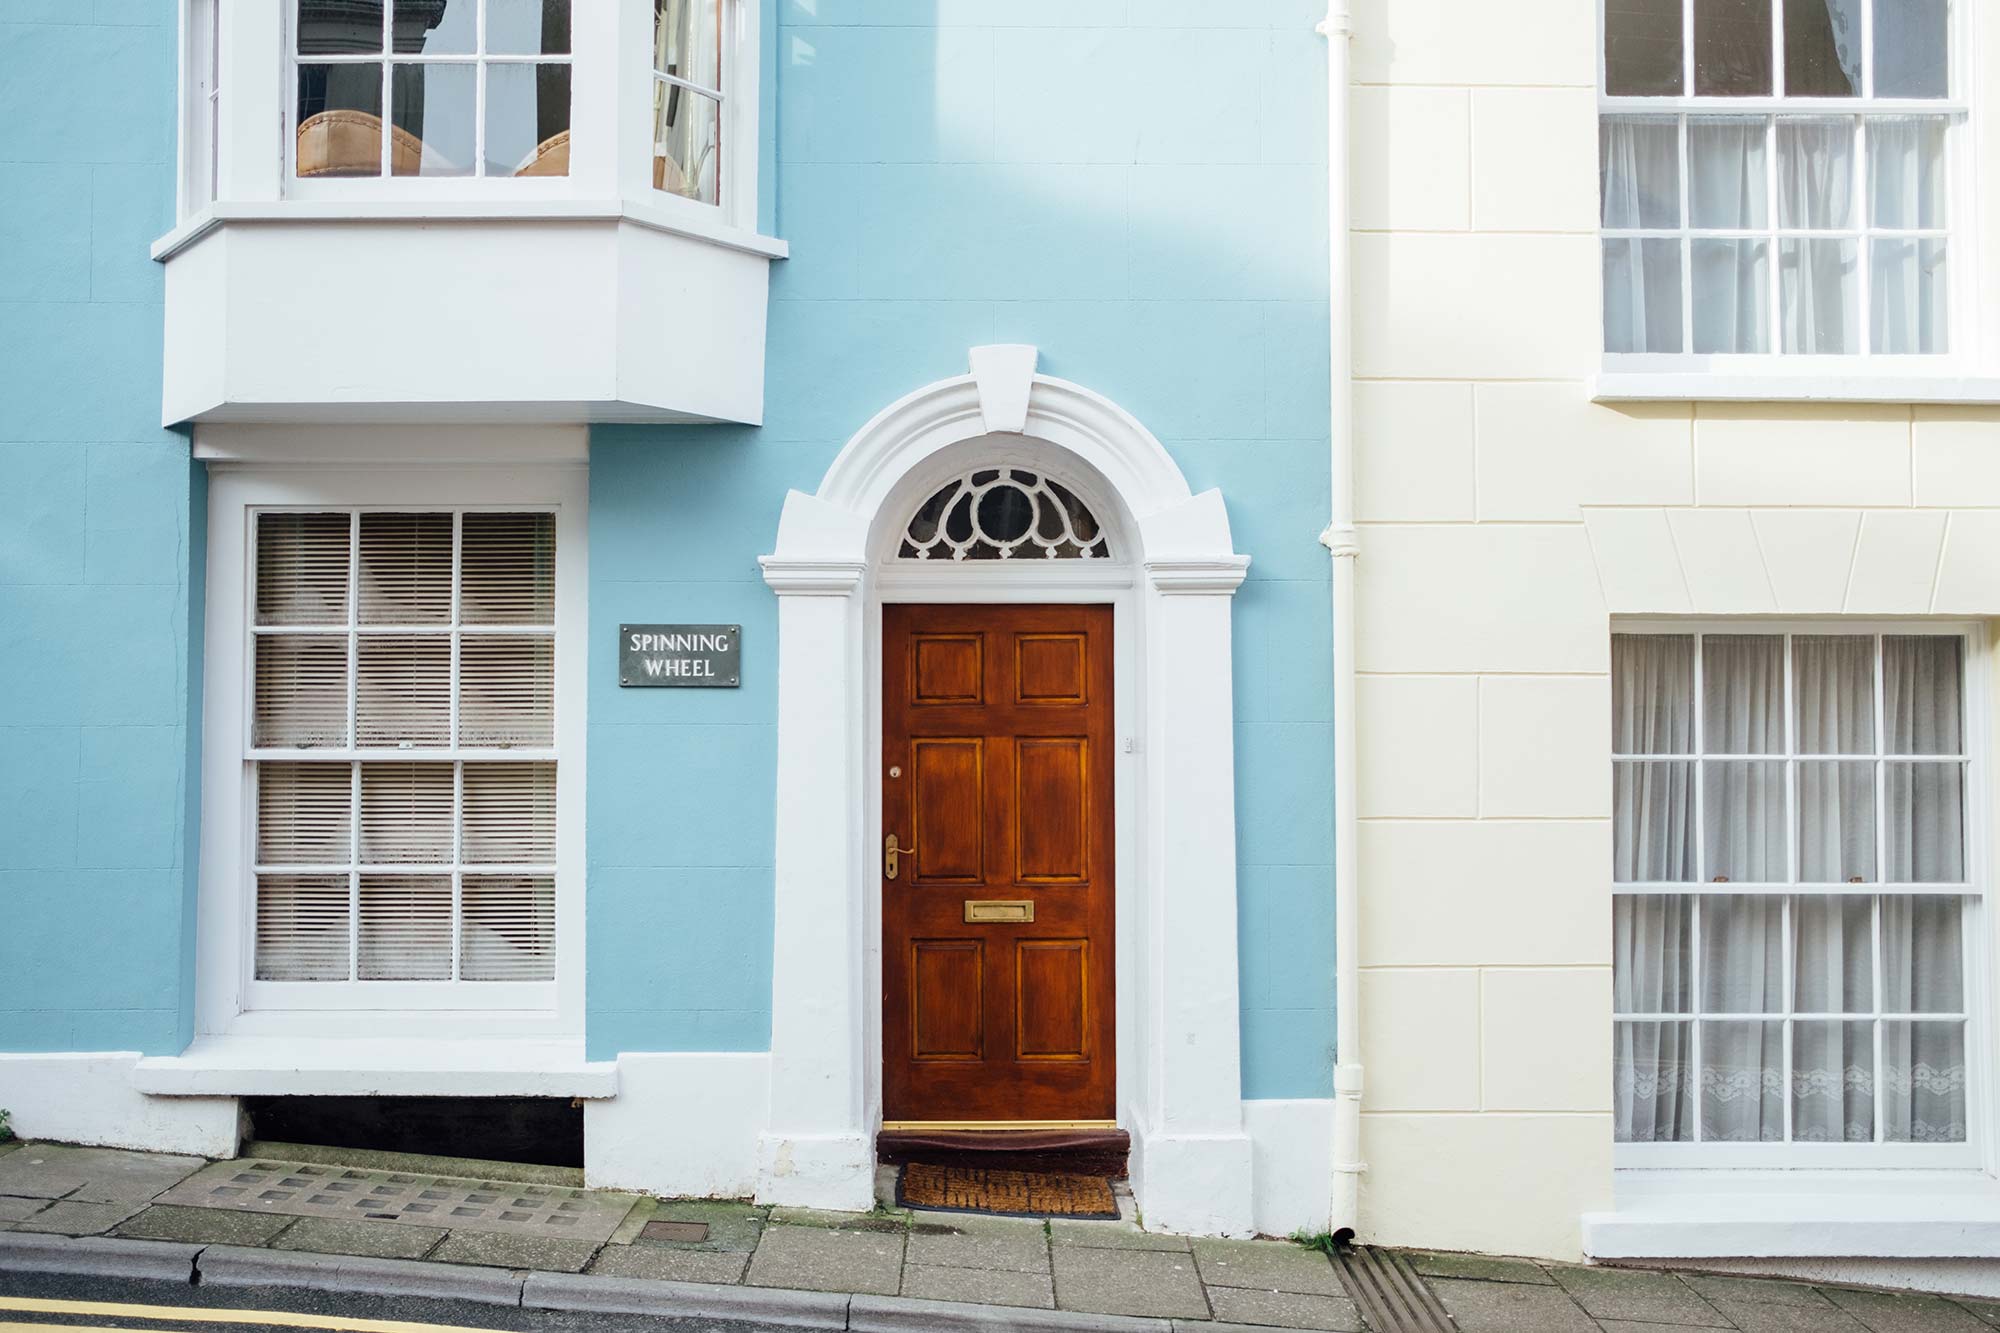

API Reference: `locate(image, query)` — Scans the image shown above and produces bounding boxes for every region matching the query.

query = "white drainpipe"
[1318,0,1365,1242]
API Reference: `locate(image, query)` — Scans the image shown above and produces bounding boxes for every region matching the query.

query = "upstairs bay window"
[1600,0,1962,361]
[293,0,573,181]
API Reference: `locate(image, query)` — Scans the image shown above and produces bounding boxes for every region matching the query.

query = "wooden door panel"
[1016,939,1089,1061]
[1015,634,1089,704]
[913,634,984,704]
[1015,738,1088,884]
[910,940,984,1061]
[883,603,1115,1124]
[910,738,985,884]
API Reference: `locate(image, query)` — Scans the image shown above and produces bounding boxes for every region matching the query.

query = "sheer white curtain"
[1690,119,1769,354]
[1778,120,1857,353]
[1602,117,1683,354]
[1613,632,1970,1147]
[1870,117,1949,355]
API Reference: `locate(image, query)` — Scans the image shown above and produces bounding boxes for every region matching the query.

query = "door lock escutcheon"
[885,832,915,880]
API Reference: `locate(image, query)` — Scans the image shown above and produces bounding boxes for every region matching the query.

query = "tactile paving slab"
[153,1159,638,1243]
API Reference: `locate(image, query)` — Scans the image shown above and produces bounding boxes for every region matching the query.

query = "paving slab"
[1431,1276,1599,1333]
[114,1203,296,1247]
[0,1146,204,1204]
[271,1216,447,1260]
[589,1243,749,1284]
[769,1206,908,1233]
[747,1221,905,1296]
[1552,1265,1732,1327]
[1206,1286,1366,1332]
[1052,1246,1209,1320]
[901,1262,1056,1309]
[647,1198,768,1252]
[1191,1237,1346,1297]
[0,1198,49,1225]
[1680,1273,1834,1308]
[1408,1251,1555,1285]
[1049,1219,1189,1252]
[8,1200,145,1237]
[1709,1299,1872,1333]
[906,1215,1049,1274]
[428,1229,601,1273]
[1821,1286,1993,1333]
[1958,1297,2000,1328]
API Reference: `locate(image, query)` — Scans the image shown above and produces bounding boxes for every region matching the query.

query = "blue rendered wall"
[589,1,1337,1098]
[0,2,202,1056]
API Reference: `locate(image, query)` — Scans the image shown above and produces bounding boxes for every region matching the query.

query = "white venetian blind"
[250,508,560,994]
[461,877,557,981]
[463,763,557,864]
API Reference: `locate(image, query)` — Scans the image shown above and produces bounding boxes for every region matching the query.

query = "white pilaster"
[754,550,876,1211]
[1134,558,1256,1237]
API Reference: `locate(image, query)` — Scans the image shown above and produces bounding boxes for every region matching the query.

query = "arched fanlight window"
[898,468,1110,561]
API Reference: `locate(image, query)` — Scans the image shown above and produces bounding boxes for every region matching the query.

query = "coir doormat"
[897,1161,1119,1219]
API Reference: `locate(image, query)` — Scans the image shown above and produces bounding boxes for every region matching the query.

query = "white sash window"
[250,509,559,1004]
[197,461,585,1038]
[1599,0,1967,366]
[1613,625,1983,1166]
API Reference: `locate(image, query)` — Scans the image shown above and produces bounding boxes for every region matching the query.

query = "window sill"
[1593,372,2000,406]
[151,199,789,264]
[1585,1168,2000,1259]
[133,1036,618,1099]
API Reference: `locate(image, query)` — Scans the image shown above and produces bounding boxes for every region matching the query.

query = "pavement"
[1,1138,1998,1332]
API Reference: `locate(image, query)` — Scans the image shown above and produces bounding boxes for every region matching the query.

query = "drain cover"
[642,1219,711,1243]
[154,1159,638,1244]
[1332,1246,1458,1333]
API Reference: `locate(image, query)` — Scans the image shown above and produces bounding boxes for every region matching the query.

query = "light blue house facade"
[0,0,1335,1238]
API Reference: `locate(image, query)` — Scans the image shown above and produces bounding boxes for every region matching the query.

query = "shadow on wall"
[587,1,1339,1099]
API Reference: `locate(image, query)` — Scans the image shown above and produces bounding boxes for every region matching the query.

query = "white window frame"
[197,464,586,1041]
[1613,618,1991,1172]
[647,0,740,211]
[179,0,221,218]
[284,0,577,198]
[1596,0,1979,379]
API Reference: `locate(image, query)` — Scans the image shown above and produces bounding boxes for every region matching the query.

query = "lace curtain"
[1613,634,1969,1146]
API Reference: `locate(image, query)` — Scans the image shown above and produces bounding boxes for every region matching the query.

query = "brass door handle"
[885,832,915,880]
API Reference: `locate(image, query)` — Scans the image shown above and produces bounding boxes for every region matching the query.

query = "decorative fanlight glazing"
[898,468,1110,561]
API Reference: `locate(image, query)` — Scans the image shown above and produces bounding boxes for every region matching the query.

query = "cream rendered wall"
[1349,0,2000,1262]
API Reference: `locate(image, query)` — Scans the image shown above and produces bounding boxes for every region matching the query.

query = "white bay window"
[1612,627,1980,1165]
[1600,0,1963,364]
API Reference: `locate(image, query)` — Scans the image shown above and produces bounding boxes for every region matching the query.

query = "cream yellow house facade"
[1343,0,2000,1289]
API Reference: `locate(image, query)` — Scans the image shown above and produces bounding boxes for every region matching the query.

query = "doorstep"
[131,1037,618,1099]
[1585,1168,2000,1259]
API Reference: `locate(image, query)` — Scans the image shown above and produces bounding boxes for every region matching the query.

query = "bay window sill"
[151,198,789,265]
[1593,371,2000,406]
[1585,1168,2000,1259]
[134,1036,618,1099]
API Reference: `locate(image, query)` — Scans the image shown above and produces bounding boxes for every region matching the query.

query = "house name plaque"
[620,624,741,688]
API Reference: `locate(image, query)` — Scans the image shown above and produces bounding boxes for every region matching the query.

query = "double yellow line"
[0,1296,514,1333]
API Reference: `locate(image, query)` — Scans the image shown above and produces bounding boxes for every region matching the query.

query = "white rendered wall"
[1350,0,2000,1263]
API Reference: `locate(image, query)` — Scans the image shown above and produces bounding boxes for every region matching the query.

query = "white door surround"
[757,346,1258,1236]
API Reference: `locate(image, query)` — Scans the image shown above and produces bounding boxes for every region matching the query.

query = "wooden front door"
[882,603,1116,1125]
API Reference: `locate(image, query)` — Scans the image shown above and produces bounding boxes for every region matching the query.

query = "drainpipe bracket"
[1320,523,1361,558]
[1334,1063,1364,1097]
[1315,9,1354,38]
